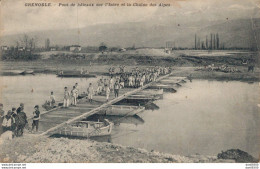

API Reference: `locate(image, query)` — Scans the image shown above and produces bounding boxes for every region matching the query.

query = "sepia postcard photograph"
[0,0,259,167]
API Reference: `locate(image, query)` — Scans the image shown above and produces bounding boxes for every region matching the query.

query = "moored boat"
[58,119,113,138]
[138,89,163,95]
[148,84,177,93]
[87,114,145,126]
[1,70,24,76]
[167,76,187,83]
[20,70,34,75]
[159,79,182,86]
[98,105,145,116]
[114,100,160,110]
[126,94,161,101]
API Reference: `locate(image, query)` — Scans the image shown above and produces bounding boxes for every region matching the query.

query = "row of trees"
[1,34,40,60]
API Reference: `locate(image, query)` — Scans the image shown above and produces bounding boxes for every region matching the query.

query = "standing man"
[97,79,103,95]
[114,80,120,98]
[75,83,79,102]
[16,105,27,137]
[105,84,110,102]
[0,103,5,135]
[2,110,15,139]
[50,91,56,107]
[32,105,40,133]
[11,107,17,135]
[128,74,133,87]
[71,86,77,106]
[17,103,24,114]
[63,87,70,108]
[109,76,114,90]
[87,83,94,102]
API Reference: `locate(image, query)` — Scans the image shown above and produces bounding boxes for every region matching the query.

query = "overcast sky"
[1,0,259,35]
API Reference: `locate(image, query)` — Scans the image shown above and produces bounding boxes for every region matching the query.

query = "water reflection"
[109,80,259,158]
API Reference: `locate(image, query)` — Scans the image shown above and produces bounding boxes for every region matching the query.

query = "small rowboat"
[148,84,177,93]
[1,70,24,76]
[158,80,182,86]
[58,119,113,138]
[126,94,161,101]
[114,100,160,110]
[137,89,163,96]
[98,105,145,116]
[87,114,145,126]
[20,70,34,75]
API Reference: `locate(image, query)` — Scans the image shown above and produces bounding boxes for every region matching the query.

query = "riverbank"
[0,135,234,163]
[0,60,259,82]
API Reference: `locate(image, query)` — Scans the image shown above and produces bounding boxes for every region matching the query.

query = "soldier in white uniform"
[87,83,94,102]
[63,87,70,108]
[75,83,79,102]
[71,86,77,106]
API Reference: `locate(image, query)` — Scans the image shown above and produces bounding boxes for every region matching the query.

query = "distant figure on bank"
[63,87,70,108]
[109,76,114,90]
[105,84,110,102]
[71,86,77,106]
[75,83,79,102]
[114,81,120,98]
[87,83,94,102]
[16,105,28,137]
[32,105,40,132]
[50,91,56,107]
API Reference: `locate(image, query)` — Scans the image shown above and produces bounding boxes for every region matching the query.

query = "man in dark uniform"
[17,103,24,114]
[0,103,5,135]
[16,105,27,136]
[32,105,40,132]
[11,107,17,135]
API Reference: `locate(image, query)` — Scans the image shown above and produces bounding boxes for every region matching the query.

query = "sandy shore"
[0,135,233,163]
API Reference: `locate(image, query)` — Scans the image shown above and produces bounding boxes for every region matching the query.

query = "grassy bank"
[0,135,233,163]
[0,49,259,81]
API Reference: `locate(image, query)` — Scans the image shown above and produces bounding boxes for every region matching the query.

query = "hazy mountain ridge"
[1,18,259,48]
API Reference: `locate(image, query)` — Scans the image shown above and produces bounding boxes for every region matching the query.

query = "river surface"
[0,74,98,114]
[0,74,259,157]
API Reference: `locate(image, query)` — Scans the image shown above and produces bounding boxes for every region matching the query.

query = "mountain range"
[1,18,259,49]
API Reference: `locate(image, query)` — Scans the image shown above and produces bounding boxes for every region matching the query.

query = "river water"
[0,74,259,157]
[0,74,98,114]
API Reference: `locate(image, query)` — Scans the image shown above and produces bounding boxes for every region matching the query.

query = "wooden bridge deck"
[28,73,175,136]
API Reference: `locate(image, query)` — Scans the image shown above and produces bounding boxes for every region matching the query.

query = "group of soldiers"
[0,103,40,138]
[62,66,171,108]
[63,83,79,107]
[0,66,171,139]
[124,66,171,88]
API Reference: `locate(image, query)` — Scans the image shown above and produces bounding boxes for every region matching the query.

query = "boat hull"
[98,105,145,116]
[58,120,113,138]
[148,85,176,93]
[20,70,34,75]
